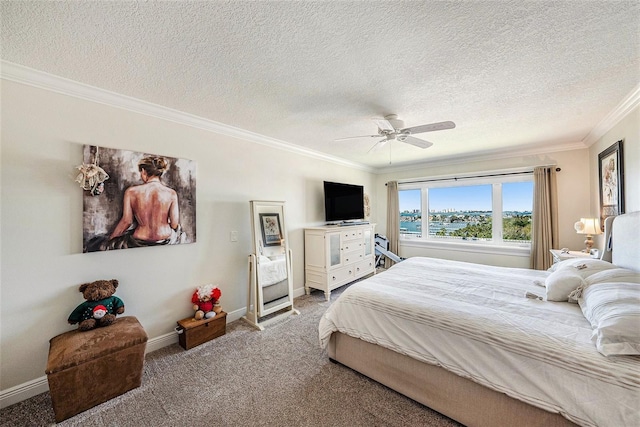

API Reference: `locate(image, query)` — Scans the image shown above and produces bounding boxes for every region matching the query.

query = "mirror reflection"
[243,201,298,330]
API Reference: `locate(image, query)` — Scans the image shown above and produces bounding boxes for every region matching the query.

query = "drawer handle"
[332,276,337,281]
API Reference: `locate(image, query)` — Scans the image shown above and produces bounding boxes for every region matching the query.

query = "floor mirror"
[243,200,299,330]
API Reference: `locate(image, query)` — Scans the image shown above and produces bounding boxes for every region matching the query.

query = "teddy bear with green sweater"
[68,279,125,331]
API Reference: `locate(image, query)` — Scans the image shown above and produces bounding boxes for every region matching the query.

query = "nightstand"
[550,249,591,264]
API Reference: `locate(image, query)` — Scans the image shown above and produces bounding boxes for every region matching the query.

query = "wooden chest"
[176,312,227,350]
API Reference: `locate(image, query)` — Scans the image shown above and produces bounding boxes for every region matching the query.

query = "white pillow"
[545,269,585,302]
[578,281,640,356]
[554,258,615,275]
[545,259,615,302]
[584,268,640,286]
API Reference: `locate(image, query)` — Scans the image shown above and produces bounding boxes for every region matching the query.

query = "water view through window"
[399,181,533,242]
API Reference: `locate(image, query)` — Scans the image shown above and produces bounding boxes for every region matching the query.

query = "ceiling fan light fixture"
[338,114,455,152]
[387,117,404,131]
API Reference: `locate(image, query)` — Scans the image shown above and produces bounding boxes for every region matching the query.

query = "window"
[399,174,533,247]
[399,189,421,237]
[502,181,533,242]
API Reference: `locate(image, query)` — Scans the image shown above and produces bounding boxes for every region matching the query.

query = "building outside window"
[399,175,533,247]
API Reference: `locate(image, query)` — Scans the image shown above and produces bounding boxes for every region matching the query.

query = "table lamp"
[574,218,602,253]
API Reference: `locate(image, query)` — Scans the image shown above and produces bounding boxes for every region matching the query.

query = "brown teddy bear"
[68,279,125,331]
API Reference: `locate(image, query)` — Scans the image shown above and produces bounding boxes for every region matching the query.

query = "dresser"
[304,224,375,300]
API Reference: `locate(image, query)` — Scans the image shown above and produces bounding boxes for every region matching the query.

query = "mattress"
[258,255,287,287]
[318,257,640,427]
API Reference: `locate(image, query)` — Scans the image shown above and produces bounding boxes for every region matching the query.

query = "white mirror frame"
[243,201,299,330]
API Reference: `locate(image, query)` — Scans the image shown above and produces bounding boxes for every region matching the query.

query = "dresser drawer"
[341,240,364,252]
[341,228,363,241]
[328,266,355,285]
[354,257,375,276]
[342,249,364,265]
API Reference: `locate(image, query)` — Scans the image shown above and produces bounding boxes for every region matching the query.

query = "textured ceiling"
[2,1,639,169]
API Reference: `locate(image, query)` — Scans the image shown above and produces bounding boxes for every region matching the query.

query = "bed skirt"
[328,332,577,427]
[262,279,289,304]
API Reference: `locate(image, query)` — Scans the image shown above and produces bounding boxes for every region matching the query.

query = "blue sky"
[399,182,533,212]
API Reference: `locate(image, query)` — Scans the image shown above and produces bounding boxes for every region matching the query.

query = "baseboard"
[293,287,306,299]
[0,304,270,409]
[0,376,49,409]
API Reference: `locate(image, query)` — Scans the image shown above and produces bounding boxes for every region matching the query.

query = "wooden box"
[176,311,226,350]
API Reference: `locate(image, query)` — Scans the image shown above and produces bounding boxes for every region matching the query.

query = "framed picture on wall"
[259,213,283,246]
[598,140,624,230]
[81,145,197,252]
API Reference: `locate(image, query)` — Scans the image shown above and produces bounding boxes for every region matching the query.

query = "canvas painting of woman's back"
[82,145,196,253]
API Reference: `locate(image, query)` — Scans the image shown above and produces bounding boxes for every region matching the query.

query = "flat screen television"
[324,181,365,223]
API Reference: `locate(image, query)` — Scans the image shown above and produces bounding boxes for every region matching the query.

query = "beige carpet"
[0,286,461,427]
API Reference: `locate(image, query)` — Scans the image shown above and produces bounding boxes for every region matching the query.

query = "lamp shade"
[575,218,602,235]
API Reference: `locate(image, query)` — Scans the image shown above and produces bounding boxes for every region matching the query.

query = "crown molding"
[0,61,373,172]
[582,83,640,147]
[374,141,586,175]
[375,82,640,175]
[2,60,635,174]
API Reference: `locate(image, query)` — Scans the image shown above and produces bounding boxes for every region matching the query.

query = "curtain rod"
[388,167,561,186]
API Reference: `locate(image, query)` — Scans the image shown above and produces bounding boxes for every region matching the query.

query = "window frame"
[398,173,533,255]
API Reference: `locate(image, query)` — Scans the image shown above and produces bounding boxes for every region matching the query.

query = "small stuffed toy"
[68,279,125,331]
[92,305,108,319]
[192,284,222,320]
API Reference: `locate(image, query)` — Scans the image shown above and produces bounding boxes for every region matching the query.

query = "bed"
[319,211,640,427]
[258,255,289,303]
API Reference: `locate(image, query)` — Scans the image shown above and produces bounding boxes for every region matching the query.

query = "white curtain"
[530,167,559,270]
[385,181,399,269]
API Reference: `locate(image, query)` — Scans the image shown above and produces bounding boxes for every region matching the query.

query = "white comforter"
[319,257,640,427]
[258,255,287,287]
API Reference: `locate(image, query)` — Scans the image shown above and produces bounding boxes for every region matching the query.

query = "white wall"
[2,74,637,407]
[374,149,593,268]
[0,79,376,398]
[589,105,640,249]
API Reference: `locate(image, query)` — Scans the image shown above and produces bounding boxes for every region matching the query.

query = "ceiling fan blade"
[402,121,456,135]
[372,118,395,132]
[401,135,434,149]
[367,139,388,153]
[334,134,380,141]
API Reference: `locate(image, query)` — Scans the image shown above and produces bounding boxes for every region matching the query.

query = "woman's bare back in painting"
[110,157,180,242]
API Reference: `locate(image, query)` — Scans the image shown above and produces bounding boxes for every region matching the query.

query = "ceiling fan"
[336,114,455,152]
